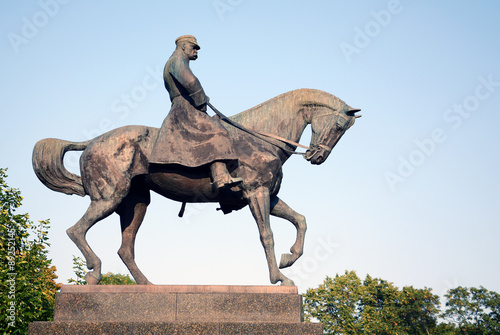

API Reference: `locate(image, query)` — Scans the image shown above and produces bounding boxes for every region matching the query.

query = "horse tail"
[32,138,91,197]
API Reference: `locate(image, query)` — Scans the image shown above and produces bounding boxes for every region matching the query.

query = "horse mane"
[230,89,348,136]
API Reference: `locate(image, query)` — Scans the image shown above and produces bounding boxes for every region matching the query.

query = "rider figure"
[149,35,242,190]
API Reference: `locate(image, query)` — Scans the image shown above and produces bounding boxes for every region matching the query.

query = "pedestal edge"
[60,284,298,294]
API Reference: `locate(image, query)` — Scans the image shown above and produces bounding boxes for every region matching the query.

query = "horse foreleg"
[270,197,307,269]
[246,188,295,286]
[116,188,152,285]
[66,199,118,285]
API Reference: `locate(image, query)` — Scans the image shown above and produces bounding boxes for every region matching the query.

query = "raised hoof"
[280,278,295,286]
[85,271,100,285]
[279,253,294,269]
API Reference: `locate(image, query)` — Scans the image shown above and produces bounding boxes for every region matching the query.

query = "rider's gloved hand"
[199,96,209,113]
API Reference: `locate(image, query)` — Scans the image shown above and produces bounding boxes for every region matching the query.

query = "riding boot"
[210,161,242,190]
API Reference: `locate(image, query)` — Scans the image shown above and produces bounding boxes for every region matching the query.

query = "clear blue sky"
[1,1,499,298]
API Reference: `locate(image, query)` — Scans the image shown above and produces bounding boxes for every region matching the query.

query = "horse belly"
[146,168,245,205]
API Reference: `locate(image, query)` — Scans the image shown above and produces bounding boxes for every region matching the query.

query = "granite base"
[29,285,322,334]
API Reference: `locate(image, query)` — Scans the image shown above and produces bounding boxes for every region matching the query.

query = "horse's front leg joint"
[260,231,274,246]
[297,214,307,231]
[291,214,307,256]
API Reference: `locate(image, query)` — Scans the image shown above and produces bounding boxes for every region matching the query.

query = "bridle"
[304,110,352,159]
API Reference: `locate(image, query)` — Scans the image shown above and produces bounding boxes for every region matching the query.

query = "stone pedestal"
[29,285,322,334]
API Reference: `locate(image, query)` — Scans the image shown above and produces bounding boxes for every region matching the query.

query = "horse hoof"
[136,279,154,285]
[279,253,293,269]
[85,271,100,285]
[281,278,295,286]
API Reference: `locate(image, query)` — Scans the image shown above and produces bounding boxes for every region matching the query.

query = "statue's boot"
[210,161,243,190]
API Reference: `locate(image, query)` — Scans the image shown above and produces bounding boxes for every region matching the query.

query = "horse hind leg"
[66,199,120,285]
[116,185,152,285]
[270,197,307,269]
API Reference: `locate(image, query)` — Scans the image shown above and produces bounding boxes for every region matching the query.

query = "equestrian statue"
[32,35,361,286]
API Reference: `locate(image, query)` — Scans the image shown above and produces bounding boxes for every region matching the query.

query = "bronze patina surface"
[151,35,242,190]
[150,35,237,168]
[32,36,360,287]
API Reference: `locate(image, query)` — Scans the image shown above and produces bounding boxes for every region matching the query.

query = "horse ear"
[347,109,361,117]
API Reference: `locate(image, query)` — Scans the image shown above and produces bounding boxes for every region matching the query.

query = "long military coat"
[149,49,237,167]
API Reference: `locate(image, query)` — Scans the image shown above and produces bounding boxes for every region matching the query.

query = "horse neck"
[231,90,311,143]
[231,89,345,143]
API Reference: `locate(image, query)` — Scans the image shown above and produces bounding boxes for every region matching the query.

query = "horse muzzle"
[305,145,330,165]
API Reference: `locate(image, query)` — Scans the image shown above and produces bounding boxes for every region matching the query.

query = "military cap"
[175,35,200,49]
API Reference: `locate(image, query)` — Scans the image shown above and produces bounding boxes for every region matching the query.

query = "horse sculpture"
[32,88,360,286]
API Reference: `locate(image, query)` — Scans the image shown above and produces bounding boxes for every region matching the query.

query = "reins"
[208,102,338,156]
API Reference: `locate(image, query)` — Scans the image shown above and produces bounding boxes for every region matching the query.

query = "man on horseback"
[150,35,242,190]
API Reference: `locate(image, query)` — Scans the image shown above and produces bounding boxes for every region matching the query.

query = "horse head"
[305,106,361,165]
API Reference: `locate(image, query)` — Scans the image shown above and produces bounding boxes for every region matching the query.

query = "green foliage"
[304,272,500,334]
[434,322,458,335]
[304,270,440,334]
[396,286,441,334]
[0,168,61,334]
[99,272,136,285]
[67,255,88,285]
[68,256,136,285]
[442,286,500,334]
[304,271,363,334]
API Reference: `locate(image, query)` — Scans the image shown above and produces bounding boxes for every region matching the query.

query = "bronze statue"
[150,35,242,190]
[32,37,360,286]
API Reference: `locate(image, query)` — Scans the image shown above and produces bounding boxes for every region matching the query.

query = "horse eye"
[336,123,343,130]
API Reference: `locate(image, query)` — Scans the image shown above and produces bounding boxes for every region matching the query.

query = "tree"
[0,168,61,334]
[303,271,364,334]
[442,286,500,334]
[358,274,402,334]
[304,271,440,334]
[68,255,136,285]
[396,285,442,334]
[484,290,500,333]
